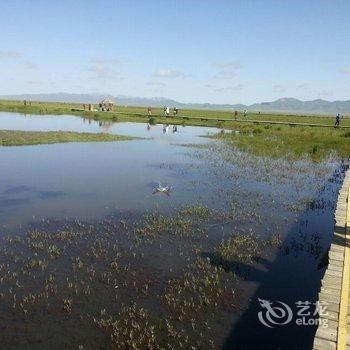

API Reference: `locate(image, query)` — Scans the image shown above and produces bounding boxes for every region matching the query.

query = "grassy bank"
[0,100,349,160]
[215,123,350,160]
[1,99,350,127]
[0,130,134,146]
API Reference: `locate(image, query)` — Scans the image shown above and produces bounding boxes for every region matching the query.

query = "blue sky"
[0,0,349,104]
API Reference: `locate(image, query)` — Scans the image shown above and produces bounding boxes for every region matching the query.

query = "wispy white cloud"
[0,50,23,60]
[318,89,333,98]
[339,67,350,74]
[273,84,286,93]
[0,50,36,69]
[214,84,244,92]
[91,56,131,65]
[213,70,236,80]
[213,60,243,70]
[87,56,129,79]
[27,80,42,86]
[296,83,309,89]
[212,60,242,81]
[153,68,189,79]
[88,63,114,79]
[147,81,166,87]
[24,61,37,69]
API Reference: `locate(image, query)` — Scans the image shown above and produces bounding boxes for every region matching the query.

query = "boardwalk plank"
[312,169,349,350]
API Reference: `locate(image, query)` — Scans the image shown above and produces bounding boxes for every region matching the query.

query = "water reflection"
[0,113,220,228]
[0,111,218,140]
[0,111,346,348]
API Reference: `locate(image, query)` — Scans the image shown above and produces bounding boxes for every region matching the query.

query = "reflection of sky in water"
[0,112,342,239]
[0,112,345,348]
[0,111,218,140]
[0,112,341,223]
[0,112,222,228]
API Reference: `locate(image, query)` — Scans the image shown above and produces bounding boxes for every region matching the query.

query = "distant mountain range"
[1,93,349,115]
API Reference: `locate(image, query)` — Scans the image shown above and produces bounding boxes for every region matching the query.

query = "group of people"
[98,103,113,112]
[146,106,179,117]
[233,110,248,119]
[164,106,179,117]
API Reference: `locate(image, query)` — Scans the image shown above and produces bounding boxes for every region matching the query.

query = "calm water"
[0,111,346,349]
[0,111,218,139]
[0,112,220,228]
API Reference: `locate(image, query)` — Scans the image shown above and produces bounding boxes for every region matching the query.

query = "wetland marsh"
[0,111,347,349]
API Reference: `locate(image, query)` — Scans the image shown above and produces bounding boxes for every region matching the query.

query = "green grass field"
[215,124,350,160]
[1,99,349,127]
[0,130,134,146]
[0,100,349,160]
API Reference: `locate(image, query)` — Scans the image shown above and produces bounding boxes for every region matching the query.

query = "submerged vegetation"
[0,151,345,348]
[0,130,134,146]
[2,194,330,348]
[0,206,264,348]
[0,100,348,348]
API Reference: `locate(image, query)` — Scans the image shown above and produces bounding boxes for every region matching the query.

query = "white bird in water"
[153,182,172,196]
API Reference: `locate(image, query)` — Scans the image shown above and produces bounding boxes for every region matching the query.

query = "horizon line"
[0,92,349,106]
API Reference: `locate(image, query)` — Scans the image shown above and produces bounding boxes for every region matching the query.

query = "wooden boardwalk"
[177,116,350,129]
[313,169,350,350]
[76,109,350,129]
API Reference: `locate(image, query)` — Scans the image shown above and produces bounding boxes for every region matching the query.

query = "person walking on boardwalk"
[243,109,248,118]
[234,110,238,120]
[163,106,167,116]
[166,106,170,117]
[334,113,341,127]
[148,106,152,116]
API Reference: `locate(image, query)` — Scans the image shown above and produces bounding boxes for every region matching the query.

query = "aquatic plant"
[47,245,60,259]
[266,233,283,248]
[0,125,343,348]
[177,205,213,220]
[163,258,231,319]
[216,233,262,264]
[94,304,157,349]
[63,298,73,314]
